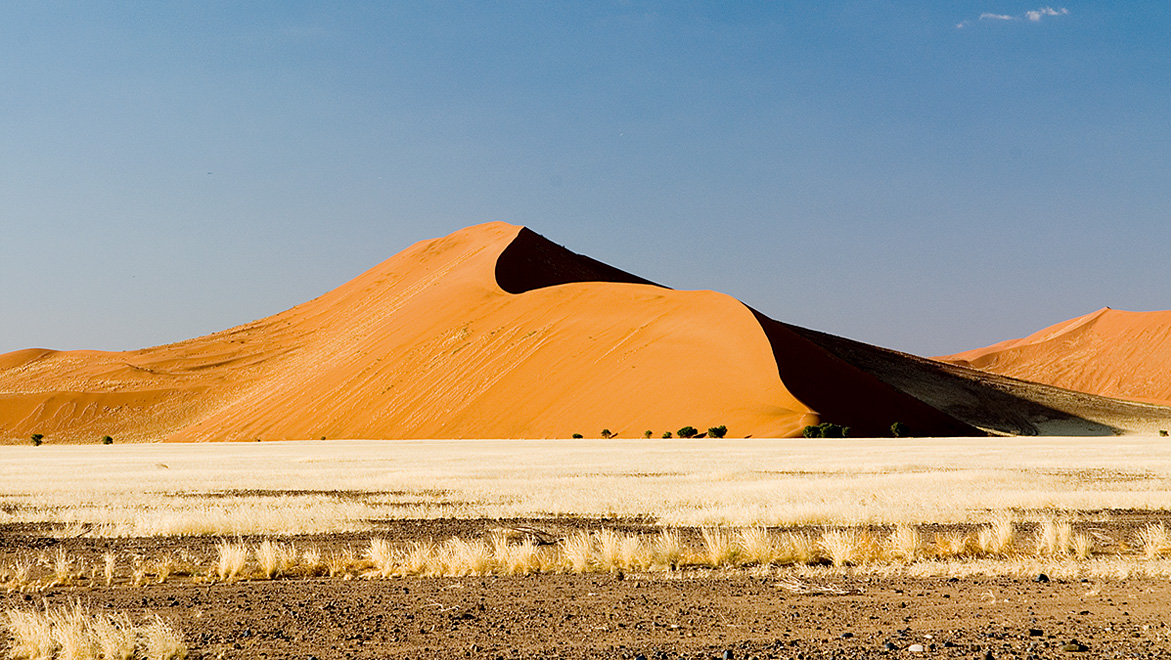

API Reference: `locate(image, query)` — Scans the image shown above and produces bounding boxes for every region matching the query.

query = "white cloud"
[960,7,1069,28]
[1026,6,1070,21]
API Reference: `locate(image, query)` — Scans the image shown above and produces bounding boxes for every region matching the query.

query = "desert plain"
[6,438,1171,659]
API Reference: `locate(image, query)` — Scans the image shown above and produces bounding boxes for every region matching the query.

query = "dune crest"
[937,307,1171,406]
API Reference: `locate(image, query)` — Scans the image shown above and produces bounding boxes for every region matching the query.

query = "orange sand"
[0,222,976,441]
[938,307,1171,406]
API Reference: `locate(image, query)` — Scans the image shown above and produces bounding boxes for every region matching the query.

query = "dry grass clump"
[819,528,879,567]
[976,516,1015,556]
[255,540,298,579]
[885,525,921,563]
[1034,517,1074,557]
[1136,522,1171,559]
[4,602,186,660]
[214,541,248,582]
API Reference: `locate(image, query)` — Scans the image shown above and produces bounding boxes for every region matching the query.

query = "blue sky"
[2,2,1169,357]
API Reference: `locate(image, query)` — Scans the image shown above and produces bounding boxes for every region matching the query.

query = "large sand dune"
[938,307,1171,407]
[2,223,1168,441]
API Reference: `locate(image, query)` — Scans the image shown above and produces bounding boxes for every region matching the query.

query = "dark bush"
[572,433,583,439]
[1161,430,1169,437]
[707,425,728,438]
[643,430,653,439]
[677,426,699,439]
[802,423,849,438]
[30,433,44,447]
[890,422,909,438]
[600,429,614,439]
[661,431,673,439]
[101,435,113,445]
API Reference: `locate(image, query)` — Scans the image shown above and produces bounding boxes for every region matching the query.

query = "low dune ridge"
[2,223,1169,442]
[938,307,1171,407]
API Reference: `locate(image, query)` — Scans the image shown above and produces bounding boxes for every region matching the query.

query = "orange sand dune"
[938,307,1171,406]
[0,222,984,442]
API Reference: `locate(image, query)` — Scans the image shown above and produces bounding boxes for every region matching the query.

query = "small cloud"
[959,7,1069,28]
[1026,6,1069,21]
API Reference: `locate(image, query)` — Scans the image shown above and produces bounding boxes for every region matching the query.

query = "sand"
[3,223,1169,442]
[938,307,1171,406]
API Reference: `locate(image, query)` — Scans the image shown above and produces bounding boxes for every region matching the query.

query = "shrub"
[707,425,727,438]
[30,433,43,447]
[802,423,849,438]
[101,435,114,445]
[661,431,672,439]
[643,430,653,439]
[677,426,698,439]
[890,422,908,438]
[571,433,583,439]
[600,429,614,439]
[1161,430,1169,437]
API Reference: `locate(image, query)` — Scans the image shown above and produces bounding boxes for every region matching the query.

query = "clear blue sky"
[3,2,1169,357]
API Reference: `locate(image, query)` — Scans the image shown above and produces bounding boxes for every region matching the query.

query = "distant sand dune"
[938,307,1171,407]
[2,223,1168,442]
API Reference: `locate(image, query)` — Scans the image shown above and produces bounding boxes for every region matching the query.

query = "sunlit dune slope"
[938,307,1171,406]
[0,222,988,442]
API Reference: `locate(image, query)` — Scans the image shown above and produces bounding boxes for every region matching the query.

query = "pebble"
[723,651,734,660]
[1035,573,1050,583]
[1029,628,1044,637]
[1062,639,1089,652]
[907,643,925,653]
[883,641,899,651]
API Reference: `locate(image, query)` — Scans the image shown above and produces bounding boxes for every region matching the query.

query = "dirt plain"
[5,516,1171,660]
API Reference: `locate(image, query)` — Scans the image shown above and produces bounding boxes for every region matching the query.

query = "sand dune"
[938,307,1171,407]
[2,223,1168,442]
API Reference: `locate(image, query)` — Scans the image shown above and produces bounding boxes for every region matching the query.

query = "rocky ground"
[4,518,1171,659]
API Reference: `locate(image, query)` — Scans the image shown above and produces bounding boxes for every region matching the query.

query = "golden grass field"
[5,436,1171,535]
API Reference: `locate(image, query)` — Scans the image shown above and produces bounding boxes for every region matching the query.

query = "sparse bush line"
[9,518,1171,590]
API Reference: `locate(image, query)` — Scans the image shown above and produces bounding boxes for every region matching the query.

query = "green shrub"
[802,423,849,439]
[30,433,44,447]
[661,431,673,439]
[677,426,699,439]
[643,430,653,439]
[572,433,583,439]
[101,435,113,445]
[1161,430,1169,437]
[600,429,614,439]
[707,425,727,438]
[890,422,909,438]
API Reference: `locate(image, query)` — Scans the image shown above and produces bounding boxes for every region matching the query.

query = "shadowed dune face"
[938,307,1171,407]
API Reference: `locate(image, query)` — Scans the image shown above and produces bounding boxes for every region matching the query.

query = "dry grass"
[3,602,186,660]
[214,541,248,582]
[7,437,1171,537]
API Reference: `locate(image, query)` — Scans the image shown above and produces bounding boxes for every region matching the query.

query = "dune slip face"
[2,223,1168,443]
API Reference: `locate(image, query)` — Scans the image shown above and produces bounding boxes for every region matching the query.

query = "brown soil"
[4,517,1171,659]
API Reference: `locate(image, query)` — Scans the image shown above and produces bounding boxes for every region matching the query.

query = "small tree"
[1161,430,1169,437]
[572,433,584,439]
[707,425,728,438]
[101,435,114,445]
[600,429,614,439]
[30,433,44,447]
[643,430,653,439]
[890,422,909,438]
[677,426,699,439]
[661,431,673,439]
